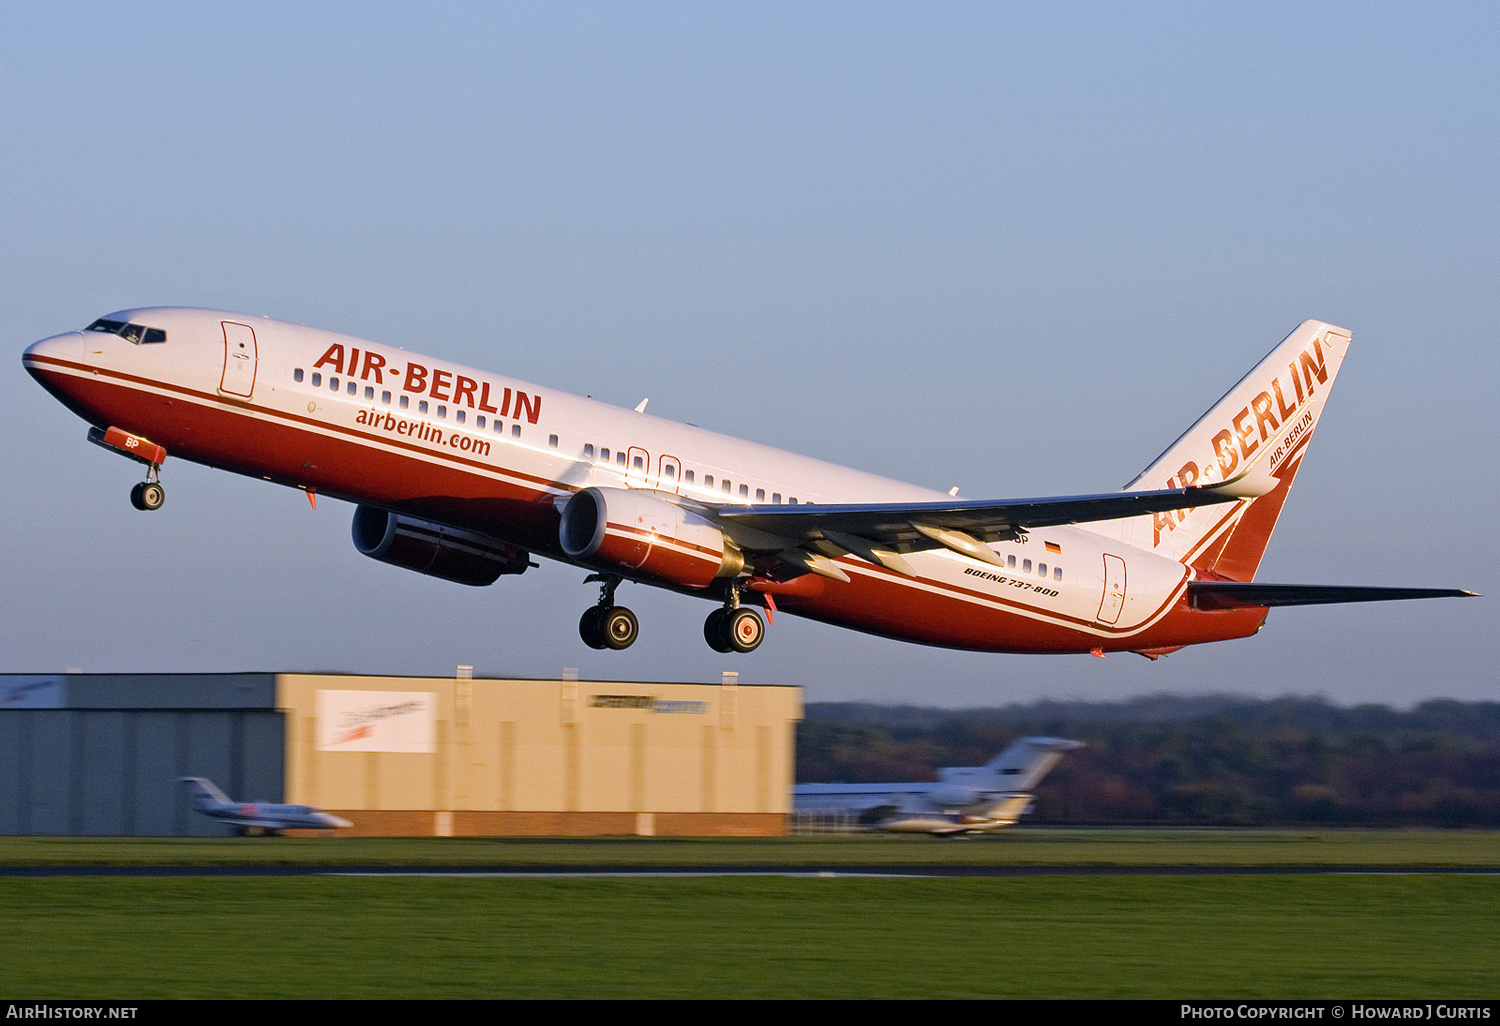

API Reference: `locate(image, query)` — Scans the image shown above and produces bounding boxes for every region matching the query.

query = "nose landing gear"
[88,426,167,512]
[129,468,165,511]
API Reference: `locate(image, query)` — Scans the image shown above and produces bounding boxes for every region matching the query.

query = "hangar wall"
[278,672,801,836]
[0,672,801,837]
[0,674,284,836]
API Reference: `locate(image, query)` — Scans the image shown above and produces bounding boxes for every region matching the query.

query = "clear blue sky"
[2,2,1494,706]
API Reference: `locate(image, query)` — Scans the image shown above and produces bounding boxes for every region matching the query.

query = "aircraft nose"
[22,331,82,372]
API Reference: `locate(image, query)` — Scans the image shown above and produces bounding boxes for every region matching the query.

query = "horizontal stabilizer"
[1189,582,1477,610]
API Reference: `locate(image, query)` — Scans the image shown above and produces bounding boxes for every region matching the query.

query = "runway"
[3,864,1498,877]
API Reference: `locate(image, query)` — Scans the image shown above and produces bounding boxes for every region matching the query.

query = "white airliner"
[794,736,1083,835]
[23,310,1472,655]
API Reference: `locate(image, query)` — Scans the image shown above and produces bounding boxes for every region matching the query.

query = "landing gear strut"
[704,583,765,654]
[579,574,638,650]
[88,427,168,512]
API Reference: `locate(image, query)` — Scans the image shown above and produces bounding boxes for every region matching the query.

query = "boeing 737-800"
[22,310,1472,655]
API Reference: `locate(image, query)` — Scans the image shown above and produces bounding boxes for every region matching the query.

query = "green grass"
[2,828,1499,866]
[2,875,1496,998]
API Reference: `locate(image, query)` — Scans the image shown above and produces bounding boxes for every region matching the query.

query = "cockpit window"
[86,318,166,344]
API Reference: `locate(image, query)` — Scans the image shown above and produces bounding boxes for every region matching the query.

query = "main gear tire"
[601,606,639,650]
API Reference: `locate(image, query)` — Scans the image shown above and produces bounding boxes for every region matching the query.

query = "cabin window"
[382,391,392,405]
[399,395,409,410]
[476,416,485,429]
[684,470,694,484]
[418,400,428,414]
[1038,563,1047,577]
[772,493,781,504]
[722,480,732,493]
[347,381,357,395]
[616,452,626,466]
[664,465,675,479]
[437,405,447,419]
[512,424,521,438]
[633,455,643,469]
[755,488,765,502]
[365,386,375,401]
[584,444,594,458]
[549,434,558,449]
[455,410,465,424]
[493,420,504,433]
[1007,555,1016,569]
[1023,560,1032,573]
[704,475,713,488]
[600,447,610,461]
[330,377,339,391]
[311,373,322,387]
[739,484,749,498]
[294,368,304,383]
[789,497,797,504]
[1054,566,1063,581]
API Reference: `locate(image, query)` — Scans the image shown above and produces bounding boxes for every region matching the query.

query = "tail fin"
[180,777,231,808]
[1109,320,1351,581]
[981,737,1084,790]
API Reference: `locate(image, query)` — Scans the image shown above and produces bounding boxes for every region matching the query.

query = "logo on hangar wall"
[316,690,436,753]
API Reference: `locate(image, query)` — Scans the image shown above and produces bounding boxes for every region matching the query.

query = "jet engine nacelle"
[559,486,744,589]
[352,506,530,586]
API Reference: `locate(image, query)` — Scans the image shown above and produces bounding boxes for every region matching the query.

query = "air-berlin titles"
[1152,334,1329,545]
[312,343,543,424]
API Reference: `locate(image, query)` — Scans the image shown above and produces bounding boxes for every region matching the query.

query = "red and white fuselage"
[29,308,1456,656]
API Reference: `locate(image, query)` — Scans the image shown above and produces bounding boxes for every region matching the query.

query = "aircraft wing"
[716,487,1238,541]
[710,487,1239,575]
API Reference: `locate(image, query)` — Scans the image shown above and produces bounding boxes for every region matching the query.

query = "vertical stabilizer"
[180,777,231,808]
[1099,320,1350,581]
[981,736,1085,790]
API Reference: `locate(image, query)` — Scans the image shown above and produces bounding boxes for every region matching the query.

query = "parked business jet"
[795,736,1084,835]
[181,777,352,836]
[23,310,1472,655]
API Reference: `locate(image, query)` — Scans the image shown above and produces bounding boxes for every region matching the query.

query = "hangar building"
[0,671,801,837]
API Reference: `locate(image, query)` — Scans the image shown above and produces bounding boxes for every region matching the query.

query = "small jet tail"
[180,777,232,808]
[1102,320,1351,582]
[981,736,1085,790]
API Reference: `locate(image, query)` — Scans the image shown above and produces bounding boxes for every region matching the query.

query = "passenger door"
[219,321,258,399]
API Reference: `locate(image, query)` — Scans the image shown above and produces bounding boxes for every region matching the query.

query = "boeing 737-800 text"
[23,310,1472,655]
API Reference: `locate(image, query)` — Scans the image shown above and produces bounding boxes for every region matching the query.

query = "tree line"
[798,695,1500,826]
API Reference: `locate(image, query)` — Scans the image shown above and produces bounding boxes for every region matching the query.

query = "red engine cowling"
[558,487,744,589]
[352,506,529,586]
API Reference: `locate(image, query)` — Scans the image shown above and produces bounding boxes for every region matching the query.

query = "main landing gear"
[576,574,767,654]
[704,606,765,653]
[579,574,639,651]
[704,583,765,654]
